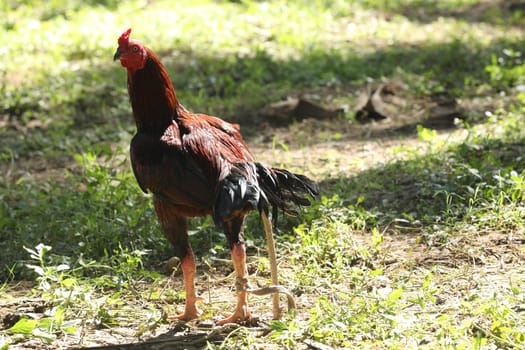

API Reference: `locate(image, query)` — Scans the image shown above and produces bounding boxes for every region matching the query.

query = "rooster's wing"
[130,111,255,215]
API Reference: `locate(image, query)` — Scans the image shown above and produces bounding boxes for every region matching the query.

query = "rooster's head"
[114,28,147,72]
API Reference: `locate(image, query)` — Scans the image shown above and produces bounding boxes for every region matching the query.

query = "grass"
[2,0,525,349]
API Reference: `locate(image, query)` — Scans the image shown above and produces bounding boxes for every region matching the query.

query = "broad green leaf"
[387,287,403,302]
[7,318,38,335]
[38,318,53,331]
[61,278,78,289]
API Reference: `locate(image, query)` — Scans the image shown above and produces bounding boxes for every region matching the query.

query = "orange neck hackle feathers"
[115,29,182,133]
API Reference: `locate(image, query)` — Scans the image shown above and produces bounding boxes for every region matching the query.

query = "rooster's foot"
[168,296,204,321]
[217,305,251,325]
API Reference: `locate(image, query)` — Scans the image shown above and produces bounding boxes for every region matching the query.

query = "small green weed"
[486,48,525,90]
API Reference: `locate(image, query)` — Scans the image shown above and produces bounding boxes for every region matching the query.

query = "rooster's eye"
[132,46,139,52]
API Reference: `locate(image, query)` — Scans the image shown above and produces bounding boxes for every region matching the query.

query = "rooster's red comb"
[118,28,132,46]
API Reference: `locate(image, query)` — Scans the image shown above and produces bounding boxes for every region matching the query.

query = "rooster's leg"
[154,197,203,321]
[171,246,204,321]
[218,217,251,324]
[218,241,251,325]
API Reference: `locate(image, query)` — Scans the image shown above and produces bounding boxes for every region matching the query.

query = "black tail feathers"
[213,162,319,227]
[255,162,319,225]
[213,163,260,227]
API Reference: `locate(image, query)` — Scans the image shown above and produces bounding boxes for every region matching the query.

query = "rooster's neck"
[127,48,181,134]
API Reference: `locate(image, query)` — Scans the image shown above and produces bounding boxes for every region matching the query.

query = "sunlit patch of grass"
[260,209,525,348]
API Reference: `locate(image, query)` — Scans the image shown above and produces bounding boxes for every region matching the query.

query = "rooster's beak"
[113,49,122,61]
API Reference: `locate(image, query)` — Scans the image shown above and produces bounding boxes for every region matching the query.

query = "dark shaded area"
[3,34,525,164]
[69,324,259,350]
[262,97,344,123]
[355,87,465,136]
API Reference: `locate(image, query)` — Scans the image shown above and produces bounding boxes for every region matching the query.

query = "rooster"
[114,28,318,324]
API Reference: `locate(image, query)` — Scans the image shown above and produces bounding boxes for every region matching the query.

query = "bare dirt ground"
[2,85,524,349]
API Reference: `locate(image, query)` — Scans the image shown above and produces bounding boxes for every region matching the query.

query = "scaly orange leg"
[170,248,204,321]
[218,242,251,324]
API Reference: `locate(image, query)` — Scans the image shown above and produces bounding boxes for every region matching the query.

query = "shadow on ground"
[311,135,525,233]
[2,32,525,143]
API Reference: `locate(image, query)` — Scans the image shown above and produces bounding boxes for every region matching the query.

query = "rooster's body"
[114,29,318,323]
